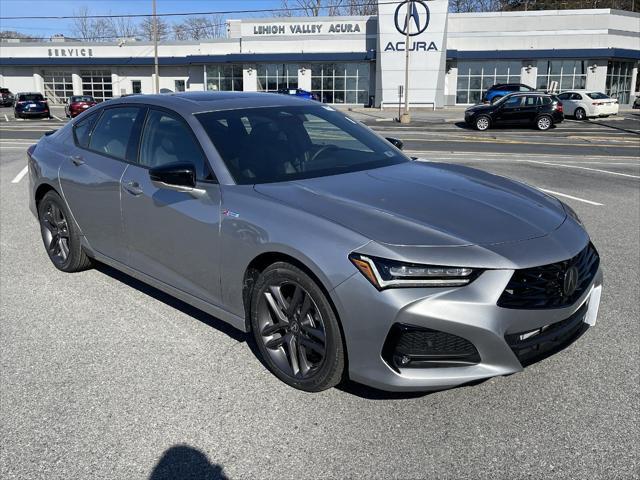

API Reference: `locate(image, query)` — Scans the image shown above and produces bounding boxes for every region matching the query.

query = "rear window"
[71,96,94,102]
[19,94,44,102]
[586,92,609,100]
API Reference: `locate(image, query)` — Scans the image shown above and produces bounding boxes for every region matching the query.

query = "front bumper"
[333,250,602,392]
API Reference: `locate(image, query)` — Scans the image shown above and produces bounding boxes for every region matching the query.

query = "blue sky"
[0,0,284,38]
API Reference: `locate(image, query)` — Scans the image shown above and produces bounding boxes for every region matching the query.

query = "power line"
[0,1,381,20]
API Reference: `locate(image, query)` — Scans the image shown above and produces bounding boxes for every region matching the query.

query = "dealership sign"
[376,0,449,107]
[48,48,94,57]
[243,21,367,37]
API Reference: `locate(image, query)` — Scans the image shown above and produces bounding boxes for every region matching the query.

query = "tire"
[475,115,491,131]
[38,190,93,273]
[490,95,503,104]
[250,262,345,392]
[574,107,587,121]
[536,115,553,131]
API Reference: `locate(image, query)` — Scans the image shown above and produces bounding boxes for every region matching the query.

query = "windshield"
[586,92,610,100]
[19,94,44,102]
[196,105,409,184]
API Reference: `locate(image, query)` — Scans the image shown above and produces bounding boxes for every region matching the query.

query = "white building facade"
[0,2,638,106]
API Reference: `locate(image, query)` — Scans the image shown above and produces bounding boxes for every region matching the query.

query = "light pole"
[152,0,159,94]
[400,1,412,124]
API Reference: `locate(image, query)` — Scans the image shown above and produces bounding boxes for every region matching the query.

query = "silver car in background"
[28,92,603,392]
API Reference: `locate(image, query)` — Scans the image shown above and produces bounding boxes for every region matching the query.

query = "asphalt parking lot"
[1,106,639,479]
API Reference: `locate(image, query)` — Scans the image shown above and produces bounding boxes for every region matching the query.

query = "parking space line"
[52,115,63,121]
[522,160,640,179]
[11,166,28,184]
[3,114,8,122]
[539,188,603,206]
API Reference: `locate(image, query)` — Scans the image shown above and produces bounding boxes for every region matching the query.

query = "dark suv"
[0,88,14,107]
[464,92,563,131]
[483,83,535,104]
[13,92,50,119]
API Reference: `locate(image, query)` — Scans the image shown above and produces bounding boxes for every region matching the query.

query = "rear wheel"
[574,107,587,120]
[38,191,93,272]
[536,115,553,131]
[475,115,491,131]
[250,262,345,392]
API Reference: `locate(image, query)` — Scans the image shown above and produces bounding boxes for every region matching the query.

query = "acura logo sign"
[394,0,430,36]
[563,266,579,297]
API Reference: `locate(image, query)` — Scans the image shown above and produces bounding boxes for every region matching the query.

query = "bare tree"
[108,16,139,40]
[279,0,344,16]
[173,15,226,40]
[138,16,170,41]
[70,7,118,41]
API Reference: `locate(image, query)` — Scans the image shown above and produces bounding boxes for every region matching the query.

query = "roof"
[103,91,316,115]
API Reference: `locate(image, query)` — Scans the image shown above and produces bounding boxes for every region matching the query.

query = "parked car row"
[0,89,99,119]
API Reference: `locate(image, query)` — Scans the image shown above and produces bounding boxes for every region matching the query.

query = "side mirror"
[149,162,197,191]
[385,137,404,150]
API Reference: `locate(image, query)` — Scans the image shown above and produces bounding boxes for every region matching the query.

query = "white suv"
[557,90,619,120]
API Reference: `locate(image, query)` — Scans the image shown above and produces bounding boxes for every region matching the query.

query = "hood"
[465,104,492,113]
[254,162,566,247]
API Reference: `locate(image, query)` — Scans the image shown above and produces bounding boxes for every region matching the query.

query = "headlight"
[349,254,479,290]
[561,201,583,226]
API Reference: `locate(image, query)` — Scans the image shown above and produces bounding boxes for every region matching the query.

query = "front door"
[494,95,524,125]
[120,108,222,305]
[59,106,144,262]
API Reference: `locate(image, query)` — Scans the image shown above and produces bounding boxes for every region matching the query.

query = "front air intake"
[382,324,480,371]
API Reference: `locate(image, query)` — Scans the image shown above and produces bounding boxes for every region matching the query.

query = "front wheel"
[536,115,553,131]
[38,190,93,272]
[574,107,587,120]
[250,262,345,392]
[475,115,491,131]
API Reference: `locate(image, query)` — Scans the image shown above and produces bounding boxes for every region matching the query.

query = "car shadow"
[149,445,228,480]
[453,121,559,131]
[95,263,247,343]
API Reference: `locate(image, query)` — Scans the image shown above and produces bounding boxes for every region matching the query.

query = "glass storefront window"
[310,62,370,104]
[536,60,587,92]
[80,70,112,102]
[606,61,635,104]
[42,70,73,104]
[455,61,521,104]
[256,64,298,92]
[206,65,243,92]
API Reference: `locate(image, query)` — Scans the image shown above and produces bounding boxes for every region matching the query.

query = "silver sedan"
[27,92,602,392]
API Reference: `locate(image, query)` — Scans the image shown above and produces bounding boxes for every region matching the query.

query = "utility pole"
[400,1,411,124]
[152,0,159,94]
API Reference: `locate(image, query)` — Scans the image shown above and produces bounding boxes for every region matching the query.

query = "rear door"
[120,107,223,305]
[519,95,542,123]
[58,106,145,262]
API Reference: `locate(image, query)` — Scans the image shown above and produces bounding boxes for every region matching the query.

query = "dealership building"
[0,1,638,107]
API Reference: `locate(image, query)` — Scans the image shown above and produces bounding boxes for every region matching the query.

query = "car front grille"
[505,302,589,366]
[382,324,481,370]
[497,243,599,309]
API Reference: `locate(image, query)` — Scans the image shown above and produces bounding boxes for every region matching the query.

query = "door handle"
[70,155,85,166]
[123,180,143,196]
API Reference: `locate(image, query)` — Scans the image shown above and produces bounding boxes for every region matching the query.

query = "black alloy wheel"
[38,191,93,272]
[251,262,345,392]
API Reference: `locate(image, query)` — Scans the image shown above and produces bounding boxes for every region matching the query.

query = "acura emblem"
[394,0,430,36]
[563,266,579,297]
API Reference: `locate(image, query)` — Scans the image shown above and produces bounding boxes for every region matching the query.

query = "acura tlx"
[28,92,602,392]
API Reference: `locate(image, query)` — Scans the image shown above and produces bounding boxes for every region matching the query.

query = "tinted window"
[586,92,609,100]
[520,85,534,91]
[73,112,100,148]
[505,85,519,91]
[18,94,44,102]
[90,107,142,160]
[139,109,212,181]
[71,96,94,102]
[197,106,409,185]
[523,96,540,106]
[502,96,522,107]
[542,96,553,105]
[557,93,571,100]
[570,93,583,100]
